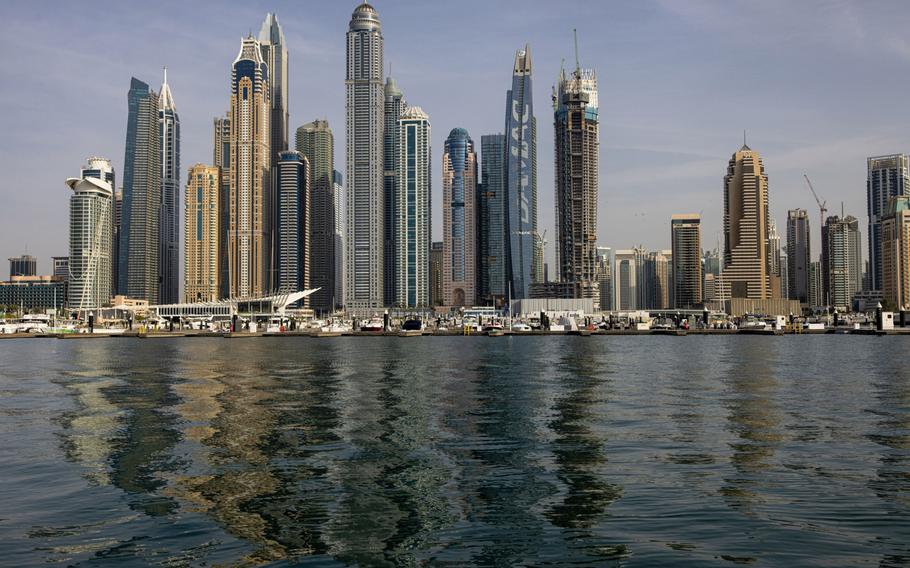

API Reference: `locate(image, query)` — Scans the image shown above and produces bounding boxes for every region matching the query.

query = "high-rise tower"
[443,128,478,307]
[275,151,310,299]
[504,46,537,299]
[120,77,161,303]
[822,215,862,310]
[158,68,180,304]
[296,119,336,312]
[554,47,599,299]
[786,209,811,303]
[867,154,910,291]
[479,134,506,305]
[383,75,406,305]
[228,36,271,298]
[67,165,113,311]
[346,3,384,310]
[722,142,774,299]
[393,106,431,308]
[259,13,288,162]
[184,164,220,302]
[671,214,702,309]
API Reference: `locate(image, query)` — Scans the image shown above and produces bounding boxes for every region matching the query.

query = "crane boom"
[803,174,828,225]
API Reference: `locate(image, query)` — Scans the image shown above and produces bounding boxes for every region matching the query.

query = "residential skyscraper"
[867,154,910,291]
[52,257,69,280]
[643,250,671,310]
[120,77,161,303]
[345,3,384,309]
[671,214,702,309]
[228,35,271,298]
[158,68,180,304]
[79,157,115,296]
[768,220,783,296]
[8,255,37,278]
[822,215,862,310]
[722,142,774,299]
[808,261,823,307]
[184,164,220,302]
[479,134,506,305]
[390,107,431,307]
[504,45,537,299]
[259,13,288,162]
[67,172,113,311]
[213,115,231,299]
[275,151,310,299]
[554,56,599,299]
[296,119,336,311]
[443,128,477,307]
[383,75,406,305]
[786,208,811,303]
[595,247,613,311]
[881,196,910,310]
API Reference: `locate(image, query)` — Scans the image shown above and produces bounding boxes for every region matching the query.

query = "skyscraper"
[296,119,336,311]
[595,246,613,311]
[504,45,537,299]
[808,261,823,307]
[275,151,310,299]
[671,214,702,309]
[768,220,783,296]
[259,13,288,291]
[391,106,431,308]
[333,170,345,308]
[213,115,231,299]
[259,13,288,163]
[554,54,599,299]
[158,68,180,304]
[643,250,671,310]
[228,36,271,298]
[722,142,773,299]
[346,3,384,310]
[383,75,406,305]
[881,196,910,310]
[479,134,506,305]
[80,157,115,296]
[443,128,477,307]
[822,215,862,310]
[786,209,811,303]
[867,154,910,291]
[67,171,113,311]
[184,164,220,302]
[120,77,161,303]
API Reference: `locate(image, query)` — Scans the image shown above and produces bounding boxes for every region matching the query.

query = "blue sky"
[2,0,909,275]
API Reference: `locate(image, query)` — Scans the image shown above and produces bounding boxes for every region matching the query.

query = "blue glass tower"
[503,45,537,299]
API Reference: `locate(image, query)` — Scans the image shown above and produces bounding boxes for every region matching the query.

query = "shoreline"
[1,328,905,339]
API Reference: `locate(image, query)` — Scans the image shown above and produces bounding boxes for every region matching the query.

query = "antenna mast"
[573,28,581,78]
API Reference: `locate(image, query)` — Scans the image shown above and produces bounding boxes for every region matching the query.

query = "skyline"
[3,1,910,273]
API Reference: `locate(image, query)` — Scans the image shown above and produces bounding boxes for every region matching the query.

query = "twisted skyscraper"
[504,46,537,299]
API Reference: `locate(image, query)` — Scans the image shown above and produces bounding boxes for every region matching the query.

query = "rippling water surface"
[1,336,908,566]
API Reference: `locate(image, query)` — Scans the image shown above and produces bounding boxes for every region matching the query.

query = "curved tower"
[504,45,537,299]
[346,2,384,310]
[67,172,113,311]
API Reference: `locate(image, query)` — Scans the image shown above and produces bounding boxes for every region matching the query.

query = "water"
[0,336,908,566]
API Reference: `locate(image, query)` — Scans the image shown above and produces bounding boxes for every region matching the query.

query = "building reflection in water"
[719,339,783,510]
[545,339,621,529]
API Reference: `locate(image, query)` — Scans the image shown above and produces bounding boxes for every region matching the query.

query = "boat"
[511,323,531,332]
[401,319,424,331]
[360,319,384,333]
[486,328,505,337]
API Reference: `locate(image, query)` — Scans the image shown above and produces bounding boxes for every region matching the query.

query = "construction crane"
[803,174,828,230]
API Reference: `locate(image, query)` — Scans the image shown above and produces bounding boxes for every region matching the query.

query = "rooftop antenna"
[743,130,747,147]
[163,66,167,84]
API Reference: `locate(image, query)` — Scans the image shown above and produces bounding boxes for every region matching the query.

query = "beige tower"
[228,36,271,298]
[881,196,910,310]
[185,164,221,302]
[723,142,774,299]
